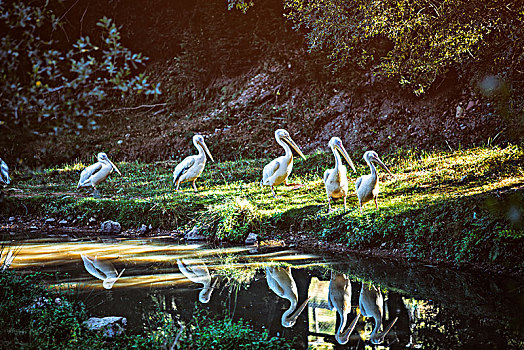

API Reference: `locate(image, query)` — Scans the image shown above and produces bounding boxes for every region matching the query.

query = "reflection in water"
[177,258,217,303]
[328,272,360,345]
[2,237,523,349]
[81,254,125,289]
[359,283,398,345]
[1,249,14,271]
[266,266,310,327]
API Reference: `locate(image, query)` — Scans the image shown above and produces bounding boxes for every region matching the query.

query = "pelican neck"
[332,146,342,171]
[277,135,293,158]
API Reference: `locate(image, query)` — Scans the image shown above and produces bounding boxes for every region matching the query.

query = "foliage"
[0,0,160,131]
[178,310,293,349]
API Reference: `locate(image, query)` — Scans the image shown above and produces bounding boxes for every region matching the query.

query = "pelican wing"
[78,162,103,188]
[355,176,363,191]
[93,256,118,279]
[81,254,106,280]
[262,158,280,184]
[173,156,196,184]
[265,267,285,296]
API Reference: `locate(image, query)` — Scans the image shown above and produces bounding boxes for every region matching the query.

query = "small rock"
[245,233,258,245]
[138,224,148,235]
[100,220,121,234]
[8,217,15,222]
[184,226,206,241]
[45,218,56,224]
[83,316,127,338]
[59,219,68,225]
[88,217,96,224]
[29,226,38,230]
[466,100,475,110]
[456,105,464,118]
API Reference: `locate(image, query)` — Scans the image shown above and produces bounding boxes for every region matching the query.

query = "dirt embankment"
[3,0,520,167]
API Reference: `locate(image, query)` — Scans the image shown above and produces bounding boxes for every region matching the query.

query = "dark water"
[3,236,524,349]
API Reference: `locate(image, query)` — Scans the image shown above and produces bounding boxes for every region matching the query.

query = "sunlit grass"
[4,144,523,266]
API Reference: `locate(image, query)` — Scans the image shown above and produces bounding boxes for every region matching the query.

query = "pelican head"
[198,279,219,303]
[275,129,305,160]
[363,151,392,176]
[98,152,122,176]
[193,134,214,162]
[102,268,126,289]
[282,297,310,327]
[329,137,356,172]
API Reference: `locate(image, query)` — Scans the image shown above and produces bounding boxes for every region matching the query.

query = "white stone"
[100,220,121,234]
[83,316,127,338]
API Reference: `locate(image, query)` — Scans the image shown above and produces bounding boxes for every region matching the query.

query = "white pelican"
[81,254,125,289]
[173,134,214,192]
[359,283,398,344]
[77,152,121,198]
[323,137,356,211]
[355,151,395,214]
[261,129,306,198]
[177,258,217,303]
[0,158,10,186]
[1,249,14,271]
[265,266,310,327]
[328,272,360,345]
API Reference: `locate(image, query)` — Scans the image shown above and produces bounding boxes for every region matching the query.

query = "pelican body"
[77,152,121,198]
[177,258,216,303]
[265,266,310,327]
[261,129,306,198]
[328,272,360,345]
[81,254,125,289]
[355,151,394,214]
[323,137,356,211]
[359,283,398,344]
[173,134,214,192]
[0,158,10,186]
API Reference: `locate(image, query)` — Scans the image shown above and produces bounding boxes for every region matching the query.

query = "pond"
[4,236,524,349]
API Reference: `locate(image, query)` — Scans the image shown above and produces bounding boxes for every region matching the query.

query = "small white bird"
[173,134,214,192]
[177,258,217,303]
[77,152,121,198]
[261,129,306,198]
[355,151,394,214]
[359,283,398,344]
[81,254,125,289]
[328,272,360,344]
[0,158,11,186]
[265,266,310,327]
[323,137,356,211]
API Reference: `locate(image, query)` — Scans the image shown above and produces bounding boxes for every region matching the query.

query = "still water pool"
[5,236,524,349]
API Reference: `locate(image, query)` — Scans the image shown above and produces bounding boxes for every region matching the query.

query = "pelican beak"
[284,136,306,160]
[336,143,356,172]
[289,296,310,322]
[108,159,122,176]
[377,316,398,342]
[199,140,214,162]
[103,268,125,289]
[374,156,393,177]
[337,310,361,344]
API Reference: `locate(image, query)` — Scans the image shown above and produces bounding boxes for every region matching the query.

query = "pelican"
[177,258,217,303]
[0,158,10,186]
[77,152,121,198]
[1,249,14,271]
[261,129,306,198]
[265,266,310,327]
[323,137,356,211]
[328,272,360,344]
[355,151,394,214]
[173,134,214,192]
[359,283,398,344]
[81,254,125,289]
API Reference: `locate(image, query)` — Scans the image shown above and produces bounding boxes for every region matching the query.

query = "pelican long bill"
[108,159,122,176]
[336,143,356,172]
[289,296,310,322]
[199,140,214,162]
[283,136,306,160]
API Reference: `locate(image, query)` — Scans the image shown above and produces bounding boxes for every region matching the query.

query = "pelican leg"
[271,186,279,198]
[344,196,347,211]
[192,180,197,192]
[175,181,180,192]
[327,197,332,212]
[284,180,304,189]
[359,200,363,215]
[92,186,101,199]
[374,197,378,210]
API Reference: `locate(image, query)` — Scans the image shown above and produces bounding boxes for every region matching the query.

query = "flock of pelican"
[3,128,390,212]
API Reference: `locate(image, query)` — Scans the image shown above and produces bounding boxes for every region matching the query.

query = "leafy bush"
[0,1,160,131]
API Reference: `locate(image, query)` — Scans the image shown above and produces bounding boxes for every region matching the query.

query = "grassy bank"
[3,145,523,271]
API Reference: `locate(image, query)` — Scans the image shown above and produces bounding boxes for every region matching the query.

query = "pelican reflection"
[328,272,360,344]
[81,254,125,289]
[177,258,217,303]
[359,282,398,344]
